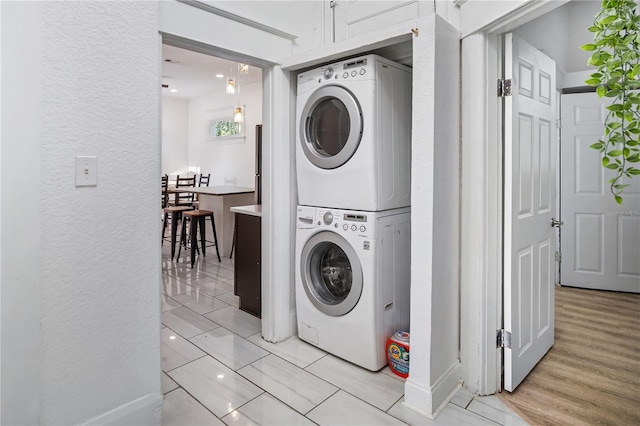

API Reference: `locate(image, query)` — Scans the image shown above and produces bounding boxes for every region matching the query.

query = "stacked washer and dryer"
[295,54,412,371]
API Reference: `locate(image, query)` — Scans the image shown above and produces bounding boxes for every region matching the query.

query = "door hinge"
[498,79,512,97]
[555,251,562,262]
[330,0,337,8]
[556,118,562,129]
[497,329,512,348]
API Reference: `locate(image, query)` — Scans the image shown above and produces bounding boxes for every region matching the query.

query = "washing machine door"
[299,85,363,170]
[300,231,363,316]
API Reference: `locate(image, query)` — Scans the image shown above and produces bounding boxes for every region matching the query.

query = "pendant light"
[238,63,249,75]
[225,78,236,94]
[234,106,243,123]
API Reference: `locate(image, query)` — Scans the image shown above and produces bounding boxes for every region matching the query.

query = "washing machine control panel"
[313,208,370,237]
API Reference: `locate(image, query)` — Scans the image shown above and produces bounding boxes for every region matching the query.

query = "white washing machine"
[295,205,411,371]
[296,54,412,211]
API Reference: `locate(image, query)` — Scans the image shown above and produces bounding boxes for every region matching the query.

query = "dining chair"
[161,174,169,208]
[192,173,211,210]
[172,174,196,207]
[198,173,210,187]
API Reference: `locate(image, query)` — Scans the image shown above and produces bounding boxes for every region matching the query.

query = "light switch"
[75,156,97,187]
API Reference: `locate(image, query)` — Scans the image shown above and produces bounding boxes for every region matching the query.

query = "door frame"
[459,1,567,395]
[159,12,297,343]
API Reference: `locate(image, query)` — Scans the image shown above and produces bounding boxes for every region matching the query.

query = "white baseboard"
[404,361,461,417]
[81,393,162,426]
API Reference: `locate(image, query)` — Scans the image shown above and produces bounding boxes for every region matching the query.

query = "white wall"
[205,1,325,55]
[187,79,262,187]
[405,14,461,416]
[1,2,162,424]
[162,97,189,176]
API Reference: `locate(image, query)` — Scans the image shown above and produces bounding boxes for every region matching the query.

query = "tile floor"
[161,244,527,425]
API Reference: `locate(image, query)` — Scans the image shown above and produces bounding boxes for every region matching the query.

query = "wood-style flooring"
[498,285,640,425]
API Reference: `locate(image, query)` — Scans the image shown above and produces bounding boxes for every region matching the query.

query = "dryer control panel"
[297,54,380,96]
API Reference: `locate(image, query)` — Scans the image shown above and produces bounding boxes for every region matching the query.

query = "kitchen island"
[230,204,262,318]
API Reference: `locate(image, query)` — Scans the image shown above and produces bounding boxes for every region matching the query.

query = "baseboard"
[404,360,461,418]
[80,393,162,426]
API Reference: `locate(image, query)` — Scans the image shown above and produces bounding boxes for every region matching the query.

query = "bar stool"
[162,206,192,259]
[177,209,221,267]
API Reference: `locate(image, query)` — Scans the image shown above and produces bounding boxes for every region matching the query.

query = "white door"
[503,34,556,392]
[560,93,640,293]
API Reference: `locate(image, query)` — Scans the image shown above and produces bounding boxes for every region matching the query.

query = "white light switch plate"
[75,156,98,187]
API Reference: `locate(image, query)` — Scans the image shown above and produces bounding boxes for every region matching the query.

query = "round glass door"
[300,231,363,316]
[300,85,363,169]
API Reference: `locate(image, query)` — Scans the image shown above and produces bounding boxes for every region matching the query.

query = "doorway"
[497,0,640,397]
[559,92,640,293]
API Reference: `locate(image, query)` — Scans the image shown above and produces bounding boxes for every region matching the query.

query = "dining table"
[168,185,255,258]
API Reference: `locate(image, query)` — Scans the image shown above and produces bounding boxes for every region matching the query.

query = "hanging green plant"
[581,0,640,205]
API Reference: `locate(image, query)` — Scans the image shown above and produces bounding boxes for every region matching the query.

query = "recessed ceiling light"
[170,89,177,93]
[216,74,224,78]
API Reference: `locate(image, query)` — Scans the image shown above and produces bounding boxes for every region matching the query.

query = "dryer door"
[300,85,363,169]
[299,231,363,316]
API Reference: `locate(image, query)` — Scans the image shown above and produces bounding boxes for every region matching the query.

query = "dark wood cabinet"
[234,212,261,318]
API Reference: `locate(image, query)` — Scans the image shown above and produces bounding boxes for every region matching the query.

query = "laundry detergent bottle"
[386,331,410,378]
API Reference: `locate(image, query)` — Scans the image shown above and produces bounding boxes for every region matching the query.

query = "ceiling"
[161,44,262,100]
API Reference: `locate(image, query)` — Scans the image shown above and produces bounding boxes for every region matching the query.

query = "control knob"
[323,67,334,80]
[323,211,334,225]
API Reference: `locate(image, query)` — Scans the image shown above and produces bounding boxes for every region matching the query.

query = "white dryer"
[296,54,412,211]
[295,205,411,371]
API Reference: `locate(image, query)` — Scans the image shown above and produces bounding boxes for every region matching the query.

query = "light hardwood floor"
[499,285,640,425]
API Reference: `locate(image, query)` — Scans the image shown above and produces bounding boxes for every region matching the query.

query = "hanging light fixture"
[238,63,249,75]
[234,107,243,123]
[225,78,236,94]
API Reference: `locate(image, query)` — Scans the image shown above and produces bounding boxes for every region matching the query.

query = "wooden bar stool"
[177,209,221,267]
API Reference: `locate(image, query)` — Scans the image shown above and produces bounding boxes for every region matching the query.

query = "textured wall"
[39,2,161,423]
[1,1,161,424]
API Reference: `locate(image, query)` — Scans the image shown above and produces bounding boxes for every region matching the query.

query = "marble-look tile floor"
[161,245,527,425]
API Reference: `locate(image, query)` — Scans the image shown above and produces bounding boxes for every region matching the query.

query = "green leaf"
[597,85,608,97]
[627,168,640,175]
[606,163,620,169]
[591,142,605,150]
[603,156,610,166]
[627,154,640,162]
[607,104,624,111]
[632,64,640,78]
[609,150,624,156]
[586,78,603,86]
[605,88,621,97]
[615,195,623,205]
[581,43,598,51]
